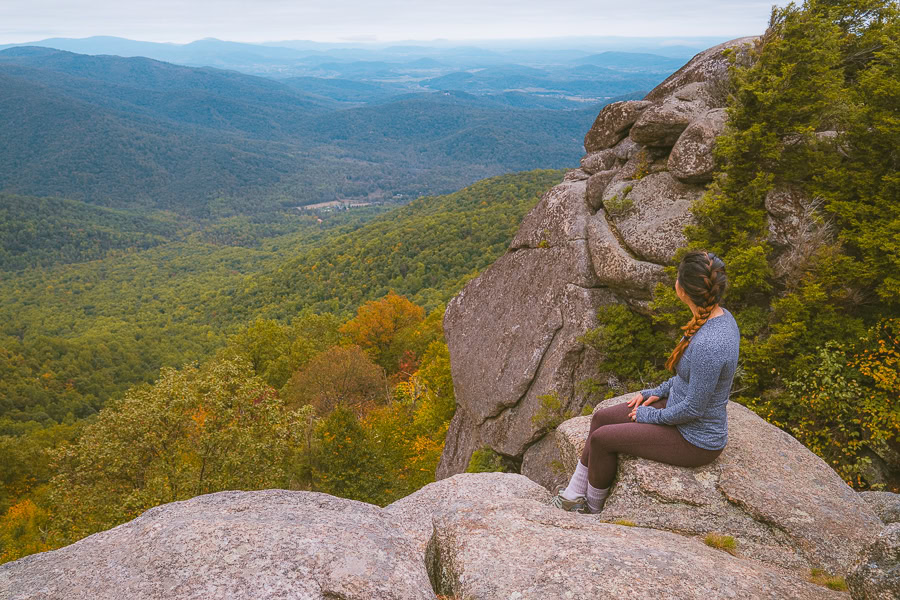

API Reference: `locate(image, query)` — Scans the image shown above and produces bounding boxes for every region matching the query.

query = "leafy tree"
[47,357,306,544]
[311,405,389,504]
[339,290,426,373]
[281,345,388,417]
[0,500,52,563]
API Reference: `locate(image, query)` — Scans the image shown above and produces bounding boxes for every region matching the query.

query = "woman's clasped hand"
[627,393,661,421]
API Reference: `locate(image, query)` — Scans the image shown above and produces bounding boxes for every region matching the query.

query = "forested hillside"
[0,169,566,563]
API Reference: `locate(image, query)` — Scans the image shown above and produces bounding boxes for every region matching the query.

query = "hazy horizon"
[0,0,775,45]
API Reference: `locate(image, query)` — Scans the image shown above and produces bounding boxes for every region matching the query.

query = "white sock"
[561,460,589,500]
[586,482,610,514]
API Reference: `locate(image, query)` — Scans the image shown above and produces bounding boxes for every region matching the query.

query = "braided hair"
[665,250,728,372]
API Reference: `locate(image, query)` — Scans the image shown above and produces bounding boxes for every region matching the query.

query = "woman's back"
[638,307,740,450]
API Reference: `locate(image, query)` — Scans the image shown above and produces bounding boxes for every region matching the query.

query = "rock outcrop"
[437,36,759,479]
[0,490,435,600]
[522,395,883,576]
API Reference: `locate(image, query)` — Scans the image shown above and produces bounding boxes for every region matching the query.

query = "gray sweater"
[636,307,740,450]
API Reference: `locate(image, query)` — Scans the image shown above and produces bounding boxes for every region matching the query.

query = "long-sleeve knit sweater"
[635,307,740,450]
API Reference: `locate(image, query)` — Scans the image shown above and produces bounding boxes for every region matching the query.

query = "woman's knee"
[588,427,612,452]
[590,404,629,429]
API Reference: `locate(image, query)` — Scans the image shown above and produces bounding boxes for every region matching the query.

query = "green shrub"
[704,533,737,553]
[808,568,847,591]
[465,447,511,473]
[604,192,633,217]
[530,391,574,433]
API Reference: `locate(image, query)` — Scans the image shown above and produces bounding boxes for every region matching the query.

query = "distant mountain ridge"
[0,47,628,211]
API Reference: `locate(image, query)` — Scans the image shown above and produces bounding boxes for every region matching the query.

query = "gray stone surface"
[546,398,883,575]
[629,94,711,147]
[0,490,436,600]
[643,37,759,103]
[586,210,666,297]
[765,184,811,249]
[563,168,589,181]
[437,244,617,478]
[581,148,619,174]
[859,491,900,524]
[669,108,728,182]
[602,171,703,264]
[847,523,900,600]
[384,472,550,554]
[520,432,573,492]
[425,493,844,600]
[585,168,618,210]
[612,136,642,161]
[510,179,590,253]
[584,100,652,152]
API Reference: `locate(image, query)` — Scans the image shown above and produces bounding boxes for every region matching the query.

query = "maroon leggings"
[580,398,723,489]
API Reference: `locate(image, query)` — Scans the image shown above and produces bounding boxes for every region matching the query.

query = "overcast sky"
[0,0,778,44]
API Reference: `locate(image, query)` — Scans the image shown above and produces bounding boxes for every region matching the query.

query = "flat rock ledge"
[525,395,881,575]
[0,490,435,600]
[0,474,866,600]
[384,471,551,554]
[425,495,844,600]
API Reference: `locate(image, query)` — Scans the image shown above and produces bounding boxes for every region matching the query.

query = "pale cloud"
[0,0,777,44]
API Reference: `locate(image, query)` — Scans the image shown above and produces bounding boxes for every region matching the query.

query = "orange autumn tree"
[281,344,388,417]
[339,290,425,376]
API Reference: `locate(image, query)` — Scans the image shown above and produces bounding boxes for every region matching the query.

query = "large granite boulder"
[384,472,551,553]
[538,397,882,575]
[583,100,652,152]
[437,178,620,477]
[580,148,619,174]
[630,86,712,148]
[669,108,728,182]
[601,171,704,264]
[643,37,759,103]
[0,490,435,600]
[586,209,666,297]
[585,168,618,209]
[847,523,900,600]
[425,494,844,600]
[509,179,591,251]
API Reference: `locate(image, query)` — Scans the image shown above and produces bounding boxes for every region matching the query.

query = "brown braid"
[665,250,728,372]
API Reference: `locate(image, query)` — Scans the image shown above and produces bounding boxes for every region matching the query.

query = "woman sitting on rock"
[550,249,740,514]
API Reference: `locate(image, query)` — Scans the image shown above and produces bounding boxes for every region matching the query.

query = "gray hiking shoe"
[550,485,589,514]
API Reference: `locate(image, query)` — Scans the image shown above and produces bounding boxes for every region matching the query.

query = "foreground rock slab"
[426,495,843,600]
[384,472,551,553]
[0,490,435,600]
[545,397,881,575]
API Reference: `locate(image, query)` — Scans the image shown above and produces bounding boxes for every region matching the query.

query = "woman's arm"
[635,341,724,425]
[640,376,675,401]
